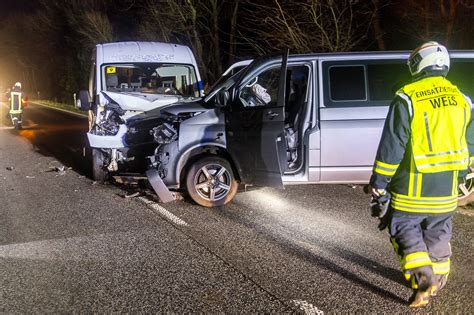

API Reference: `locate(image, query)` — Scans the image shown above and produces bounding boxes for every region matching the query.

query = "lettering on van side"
[111,54,175,62]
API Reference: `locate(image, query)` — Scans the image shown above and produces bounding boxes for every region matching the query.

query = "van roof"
[295,50,474,59]
[97,41,196,64]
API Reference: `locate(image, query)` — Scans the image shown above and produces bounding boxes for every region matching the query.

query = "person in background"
[9,82,28,129]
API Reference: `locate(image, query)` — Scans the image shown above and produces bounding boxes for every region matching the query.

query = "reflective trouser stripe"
[432,260,450,275]
[402,252,432,287]
[9,109,22,114]
[402,252,432,270]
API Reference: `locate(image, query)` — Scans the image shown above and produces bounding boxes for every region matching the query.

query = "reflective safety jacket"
[370,75,474,214]
[10,91,23,114]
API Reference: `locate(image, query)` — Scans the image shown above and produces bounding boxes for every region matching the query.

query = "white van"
[76,41,203,181]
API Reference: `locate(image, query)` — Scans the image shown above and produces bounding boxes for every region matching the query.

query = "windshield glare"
[103,63,200,97]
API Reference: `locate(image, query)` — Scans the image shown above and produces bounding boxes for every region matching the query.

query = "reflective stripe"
[432,260,450,275]
[403,252,432,270]
[413,171,419,197]
[409,158,416,197]
[375,160,399,170]
[414,148,468,159]
[452,170,458,196]
[374,160,399,176]
[423,112,433,152]
[391,204,457,213]
[391,193,457,203]
[461,107,467,146]
[417,158,469,170]
[397,92,413,118]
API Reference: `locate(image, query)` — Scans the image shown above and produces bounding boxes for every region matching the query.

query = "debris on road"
[6,166,14,171]
[26,175,35,179]
[122,191,141,199]
[46,165,72,176]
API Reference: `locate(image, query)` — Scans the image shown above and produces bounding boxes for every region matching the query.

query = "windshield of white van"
[103,63,200,97]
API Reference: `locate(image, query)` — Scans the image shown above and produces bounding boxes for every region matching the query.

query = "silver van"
[125,50,474,207]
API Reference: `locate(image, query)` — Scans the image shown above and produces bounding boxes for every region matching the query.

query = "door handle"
[266,111,279,119]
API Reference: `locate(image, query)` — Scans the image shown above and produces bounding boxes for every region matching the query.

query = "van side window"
[323,59,407,107]
[448,60,474,97]
[368,63,410,100]
[239,67,280,107]
[329,65,366,101]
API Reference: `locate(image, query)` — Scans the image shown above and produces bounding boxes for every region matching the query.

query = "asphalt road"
[1,102,473,313]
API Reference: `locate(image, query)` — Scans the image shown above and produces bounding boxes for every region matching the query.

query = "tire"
[458,170,474,206]
[92,148,108,183]
[186,156,238,207]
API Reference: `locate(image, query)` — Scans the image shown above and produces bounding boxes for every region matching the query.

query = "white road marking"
[138,196,189,226]
[292,300,324,315]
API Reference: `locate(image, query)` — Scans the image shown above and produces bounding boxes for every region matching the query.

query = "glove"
[370,188,392,230]
[370,192,390,219]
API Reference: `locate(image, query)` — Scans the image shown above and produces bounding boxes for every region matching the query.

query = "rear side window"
[368,63,410,100]
[323,59,408,107]
[329,66,366,101]
[448,59,474,98]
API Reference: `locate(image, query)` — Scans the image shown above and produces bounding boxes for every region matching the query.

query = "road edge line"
[30,101,88,119]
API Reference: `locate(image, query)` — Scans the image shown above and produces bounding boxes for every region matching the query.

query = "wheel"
[458,170,474,206]
[185,156,238,207]
[92,148,108,183]
[14,122,22,130]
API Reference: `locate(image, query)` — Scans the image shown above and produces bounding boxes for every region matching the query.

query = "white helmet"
[14,82,22,89]
[407,41,450,76]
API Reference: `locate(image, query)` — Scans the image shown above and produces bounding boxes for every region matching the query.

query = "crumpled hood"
[102,91,181,111]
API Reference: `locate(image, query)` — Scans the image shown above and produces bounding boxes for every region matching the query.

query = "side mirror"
[215,90,230,108]
[75,90,92,111]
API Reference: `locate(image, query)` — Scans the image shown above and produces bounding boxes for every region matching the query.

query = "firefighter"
[369,41,474,308]
[9,82,27,129]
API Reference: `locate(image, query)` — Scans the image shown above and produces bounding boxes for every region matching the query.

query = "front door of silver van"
[225,51,289,187]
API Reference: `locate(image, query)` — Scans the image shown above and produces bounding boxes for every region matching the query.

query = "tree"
[391,0,474,48]
[240,0,376,54]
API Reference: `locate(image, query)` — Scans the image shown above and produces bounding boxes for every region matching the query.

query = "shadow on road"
[219,205,408,305]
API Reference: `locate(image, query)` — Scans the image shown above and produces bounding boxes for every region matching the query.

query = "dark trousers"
[389,211,453,289]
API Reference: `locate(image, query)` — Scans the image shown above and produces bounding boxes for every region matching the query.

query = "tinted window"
[368,63,410,100]
[329,66,366,101]
[323,59,407,107]
[448,60,474,98]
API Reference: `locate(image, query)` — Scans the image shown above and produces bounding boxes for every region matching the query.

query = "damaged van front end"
[75,41,203,181]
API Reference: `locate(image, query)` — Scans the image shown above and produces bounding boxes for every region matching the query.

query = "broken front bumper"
[87,124,128,148]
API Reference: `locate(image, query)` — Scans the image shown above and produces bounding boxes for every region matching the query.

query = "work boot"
[408,273,437,308]
[431,274,448,297]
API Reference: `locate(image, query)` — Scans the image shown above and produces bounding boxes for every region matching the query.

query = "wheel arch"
[176,143,241,188]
